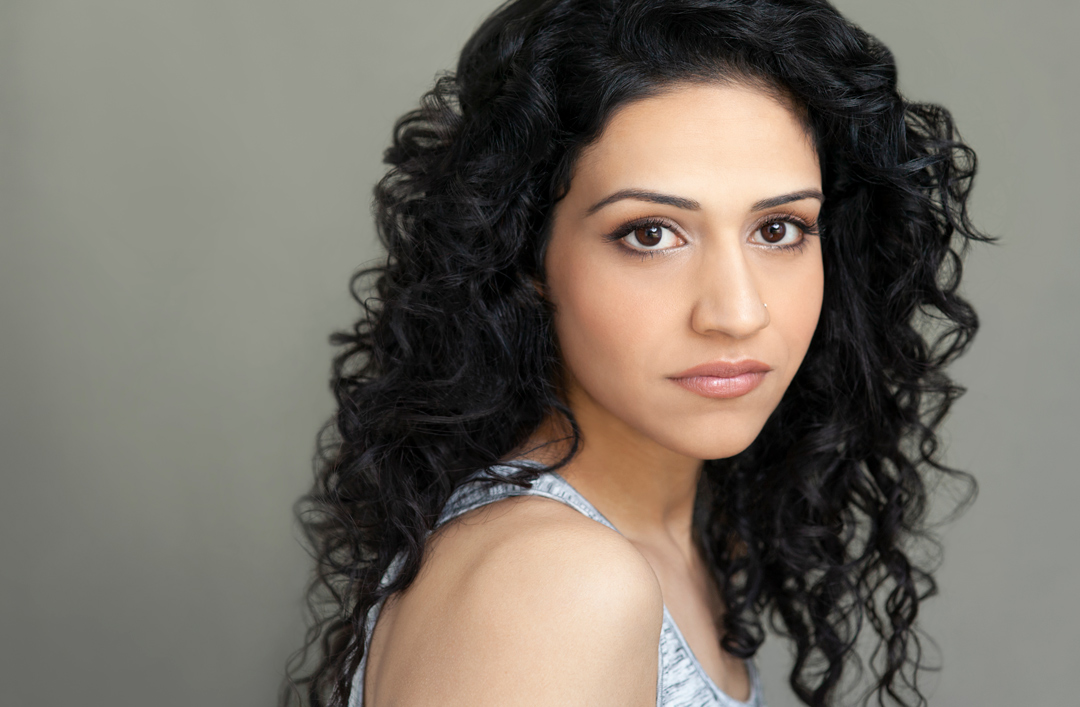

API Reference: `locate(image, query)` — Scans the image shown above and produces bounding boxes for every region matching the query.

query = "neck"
[517,383,704,555]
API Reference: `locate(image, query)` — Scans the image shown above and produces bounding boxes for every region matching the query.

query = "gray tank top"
[348,464,765,707]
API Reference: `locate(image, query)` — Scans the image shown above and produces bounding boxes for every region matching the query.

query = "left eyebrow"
[751,189,825,211]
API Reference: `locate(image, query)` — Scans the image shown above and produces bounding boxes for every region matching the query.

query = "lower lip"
[671,372,768,399]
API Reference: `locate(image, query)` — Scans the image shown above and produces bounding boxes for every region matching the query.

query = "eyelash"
[604,213,820,258]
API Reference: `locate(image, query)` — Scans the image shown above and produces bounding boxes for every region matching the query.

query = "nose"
[689,242,770,339]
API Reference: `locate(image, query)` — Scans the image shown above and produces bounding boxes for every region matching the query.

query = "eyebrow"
[585,189,700,215]
[584,188,825,216]
[751,189,825,211]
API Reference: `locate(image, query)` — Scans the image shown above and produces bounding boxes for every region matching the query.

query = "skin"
[364,81,824,706]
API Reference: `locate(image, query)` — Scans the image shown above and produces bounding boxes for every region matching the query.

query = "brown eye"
[635,225,663,247]
[762,221,788,243]
[620,222,681,251]
[753,219,806,247]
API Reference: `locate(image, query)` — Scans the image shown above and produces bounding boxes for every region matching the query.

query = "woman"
[283,1,990,705]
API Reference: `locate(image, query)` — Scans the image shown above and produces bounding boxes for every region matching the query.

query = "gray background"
[1,1,1075,705]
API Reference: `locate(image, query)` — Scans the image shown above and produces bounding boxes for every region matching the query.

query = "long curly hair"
[281,1,992,705]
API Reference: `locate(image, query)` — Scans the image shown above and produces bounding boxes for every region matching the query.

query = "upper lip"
[670,359,773,379]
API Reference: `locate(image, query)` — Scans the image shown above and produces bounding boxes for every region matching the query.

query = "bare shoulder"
[366,494,663,707]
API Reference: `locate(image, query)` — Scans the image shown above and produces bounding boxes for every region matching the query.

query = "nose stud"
[763,301,770,326]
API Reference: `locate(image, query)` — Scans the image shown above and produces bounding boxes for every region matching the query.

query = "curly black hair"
[281,1,992,705]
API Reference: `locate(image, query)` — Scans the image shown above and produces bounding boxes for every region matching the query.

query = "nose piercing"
[763,301,770,325]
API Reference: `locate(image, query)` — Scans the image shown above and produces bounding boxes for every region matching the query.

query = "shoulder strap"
[436,464,623,535]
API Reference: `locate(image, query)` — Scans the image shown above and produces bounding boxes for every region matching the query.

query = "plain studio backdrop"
[1,1,1075,705]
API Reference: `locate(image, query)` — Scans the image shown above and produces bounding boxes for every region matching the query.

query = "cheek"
[773,255,824,376]
[548,252,675,390]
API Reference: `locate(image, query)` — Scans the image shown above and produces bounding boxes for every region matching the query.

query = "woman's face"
[544,81,824,461]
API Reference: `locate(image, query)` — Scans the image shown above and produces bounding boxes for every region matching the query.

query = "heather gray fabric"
[348,465,765,707]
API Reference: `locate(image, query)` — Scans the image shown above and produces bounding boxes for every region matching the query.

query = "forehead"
[568,81,820,207]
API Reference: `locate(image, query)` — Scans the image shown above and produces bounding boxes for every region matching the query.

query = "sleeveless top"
[347,464,765,707]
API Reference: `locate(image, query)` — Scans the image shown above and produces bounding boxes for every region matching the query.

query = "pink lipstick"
[669,359,771,399]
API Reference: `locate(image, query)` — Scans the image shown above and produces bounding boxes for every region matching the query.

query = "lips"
[669,359,772,399]
[672,359,772,379]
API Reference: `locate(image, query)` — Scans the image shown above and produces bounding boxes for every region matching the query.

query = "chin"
[670,437,759,462]
[635,413,769,461]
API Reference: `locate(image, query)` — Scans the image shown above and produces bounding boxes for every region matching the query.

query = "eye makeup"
[749,211,820,253]
[602,211,820,257]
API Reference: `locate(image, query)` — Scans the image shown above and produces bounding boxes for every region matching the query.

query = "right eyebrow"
[585,189,702,216]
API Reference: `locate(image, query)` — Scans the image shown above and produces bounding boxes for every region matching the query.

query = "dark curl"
[282,1,992,705]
